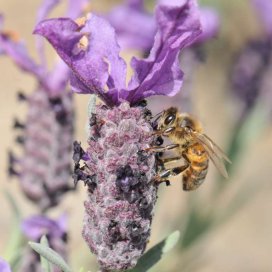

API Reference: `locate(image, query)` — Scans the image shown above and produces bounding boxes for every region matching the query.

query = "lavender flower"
[35,0,201,270]
[20,215,67,272]
[231,39,272,114]
[231,0,272,117]
[1,0,88,211]
[0,258,11,272]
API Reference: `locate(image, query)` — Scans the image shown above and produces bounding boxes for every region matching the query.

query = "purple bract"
[34,0,202,106]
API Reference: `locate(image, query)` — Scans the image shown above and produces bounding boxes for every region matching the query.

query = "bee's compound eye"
[164,114,174,125]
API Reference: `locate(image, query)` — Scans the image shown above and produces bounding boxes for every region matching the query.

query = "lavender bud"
[76,102,157,271]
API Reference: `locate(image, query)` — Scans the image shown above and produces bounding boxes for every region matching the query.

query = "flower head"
[231,39,272,111]
[2,0,88,210]
[34,0,202,270]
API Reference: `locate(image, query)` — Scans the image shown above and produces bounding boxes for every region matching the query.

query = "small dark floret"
[17,91,27,101]
[16,135,25,144]
[72,141,85,164]
[13,118,25,129]
[89,113,97,126]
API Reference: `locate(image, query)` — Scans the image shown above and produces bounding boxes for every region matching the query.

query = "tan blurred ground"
[0,1,272,272]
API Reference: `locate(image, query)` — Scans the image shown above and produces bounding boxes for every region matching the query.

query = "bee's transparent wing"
[191,131,231,178]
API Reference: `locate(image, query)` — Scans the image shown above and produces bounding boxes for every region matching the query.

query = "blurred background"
[0,0,272,271]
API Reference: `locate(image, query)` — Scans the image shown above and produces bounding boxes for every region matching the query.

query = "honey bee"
[150,107,231,191]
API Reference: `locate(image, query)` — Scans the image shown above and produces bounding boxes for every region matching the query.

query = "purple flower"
[20,215,68,272]
[34,0,201,106]
[21,214,67,241]
[34,0,202,270]
[2,0,87,211]
[0,258,11,272]
[231,38,272,120]
[252,0,272,37]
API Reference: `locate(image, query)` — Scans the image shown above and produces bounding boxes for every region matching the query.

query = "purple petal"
[0,258,11,272]
[0,17,44,78]
[194,7,220,44]
[66,0,89,19]
[252,0,272,36]
[36,0,61,68]
[36,0,88,93]
[21,215,66,241]
[46,61,70,92]
[126,0,201,103]
[107,3,156,51]
[37,0,61,24]
[34,15,127,106]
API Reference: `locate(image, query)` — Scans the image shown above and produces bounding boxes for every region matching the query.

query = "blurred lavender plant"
[20,215,67,272]
[0,0,88,211]
[231,38,272,120]
[227,0,272,174]
[34,0,202,270]
[1,0,88,271]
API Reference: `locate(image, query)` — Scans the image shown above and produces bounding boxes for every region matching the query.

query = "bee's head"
[155,107,177,135]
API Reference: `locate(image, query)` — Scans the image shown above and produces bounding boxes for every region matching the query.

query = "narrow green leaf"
[40,236,53,272]
[129,231,180,272]
[3,191,24,269]
[29,242,72,272]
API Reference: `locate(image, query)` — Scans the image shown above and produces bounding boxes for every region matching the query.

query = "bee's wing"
[191,131,231,178]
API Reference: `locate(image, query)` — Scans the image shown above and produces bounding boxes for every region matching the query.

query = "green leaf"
[3,191,24,270]
[29,241,72,272]
[129,231,180,272]
[40,236,53,272]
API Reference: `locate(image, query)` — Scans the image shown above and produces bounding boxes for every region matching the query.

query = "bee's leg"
[154,163,190,185]
[145,144,180,153]
[156,155,182,173]
[161,156,183,166]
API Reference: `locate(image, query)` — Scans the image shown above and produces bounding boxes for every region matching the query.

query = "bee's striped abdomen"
[182,143,209,191]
